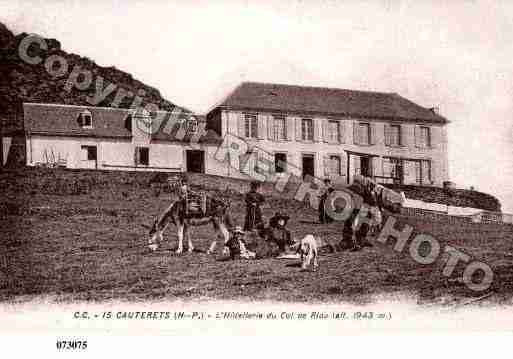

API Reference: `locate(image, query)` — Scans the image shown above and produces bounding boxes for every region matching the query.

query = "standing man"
[319,178,334,224]
[244,181,265,232]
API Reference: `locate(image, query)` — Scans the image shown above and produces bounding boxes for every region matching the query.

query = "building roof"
[23,103,222,144]
[214,82,447,124]
[24,103,133,138]
[151,114,223,145]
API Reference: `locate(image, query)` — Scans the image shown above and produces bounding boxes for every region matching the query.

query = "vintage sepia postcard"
[1,0,512,355]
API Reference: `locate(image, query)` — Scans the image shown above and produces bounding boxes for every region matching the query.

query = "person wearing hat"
[268,212,294,254]
[319,178,335,224]
[177,174,206,216]
[178,174,189,198]
[225,226,255,260]
[243,181,265,231]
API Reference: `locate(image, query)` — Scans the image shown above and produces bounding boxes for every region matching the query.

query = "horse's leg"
[219,222,230,256]
[312,249,319,271]
[176,222,185,254]
[186,224,194,253]
[206,221,219,255]
[206,236,217,255]
[148,234,159,251]
[207,220,229,255]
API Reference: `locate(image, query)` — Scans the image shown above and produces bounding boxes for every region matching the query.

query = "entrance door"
[186,150,205,173]
[274,152,287,173]
[360,156,372,177]
[302,154,315,179]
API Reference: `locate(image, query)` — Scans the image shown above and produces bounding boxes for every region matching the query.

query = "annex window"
[301,118,313,141]
[327,120,340,142]
[187,119,198,133]
[135,146,149,166]
[274,152,287,173]
[78,110,93,128]
[356,122,371,145]
[273,116,286,141]
[81,145,97,161]
[244,114,258,138]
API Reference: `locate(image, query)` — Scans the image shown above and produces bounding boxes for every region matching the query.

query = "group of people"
[233,178,385,259]
[316,177,386,252]
[177,175,384,260]
[227,181,294,260]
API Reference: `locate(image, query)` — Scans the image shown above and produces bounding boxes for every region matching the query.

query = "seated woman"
[267,212,294,254]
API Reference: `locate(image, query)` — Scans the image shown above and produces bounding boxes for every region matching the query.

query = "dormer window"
[78,110,93,128]
[187,119,198,133]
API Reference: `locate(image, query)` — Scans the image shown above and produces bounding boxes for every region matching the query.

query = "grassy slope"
[1,171,512,305]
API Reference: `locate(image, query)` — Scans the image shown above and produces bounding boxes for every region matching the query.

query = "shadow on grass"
[299,220,322,225]
[285,262,302,268]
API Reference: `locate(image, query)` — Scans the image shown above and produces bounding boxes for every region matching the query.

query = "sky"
[2,0,512,211]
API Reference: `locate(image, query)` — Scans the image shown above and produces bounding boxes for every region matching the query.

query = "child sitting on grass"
[225,226,256,260]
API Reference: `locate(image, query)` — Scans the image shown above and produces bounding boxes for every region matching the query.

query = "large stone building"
[8,81,449,187]
[206,82,449,186]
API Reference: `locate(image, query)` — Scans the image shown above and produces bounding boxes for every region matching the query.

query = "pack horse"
[146,177,233,254]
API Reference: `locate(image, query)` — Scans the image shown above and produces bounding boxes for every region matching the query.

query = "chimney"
[430,106,440,115]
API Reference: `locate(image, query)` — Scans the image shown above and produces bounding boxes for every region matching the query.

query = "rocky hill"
[0,22,181,128]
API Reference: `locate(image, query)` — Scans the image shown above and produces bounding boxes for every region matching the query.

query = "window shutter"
[322,120,329,143]
[134,148,140,165]
[295,118,302,141]
[370,123,377,145]
[384,124,391,146]
[323,155,330,176]
[353,155,361,175]
[339,122,345,143]
[286,116,294,141]
[353,121,359,145]
[313,119,320,142]
[429,126,436,149]
[238,113,245,137]
[257,114,265,139]
[267,116,274,140]
[414,125,421,147]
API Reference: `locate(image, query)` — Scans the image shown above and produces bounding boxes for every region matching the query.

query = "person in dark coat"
[244,181,265,231]
[340,182,376,251]
[319,178,335,224]
[267,212,294,253]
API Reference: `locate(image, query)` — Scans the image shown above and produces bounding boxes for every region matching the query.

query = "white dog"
[292,234,319,271]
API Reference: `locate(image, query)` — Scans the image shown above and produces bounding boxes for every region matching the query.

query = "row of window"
[81,145,149,166]
[80,144,431,185]
[382,157,432,185]
[249,151,431,185]
[76,111,199,134]
[243,114,432,148]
